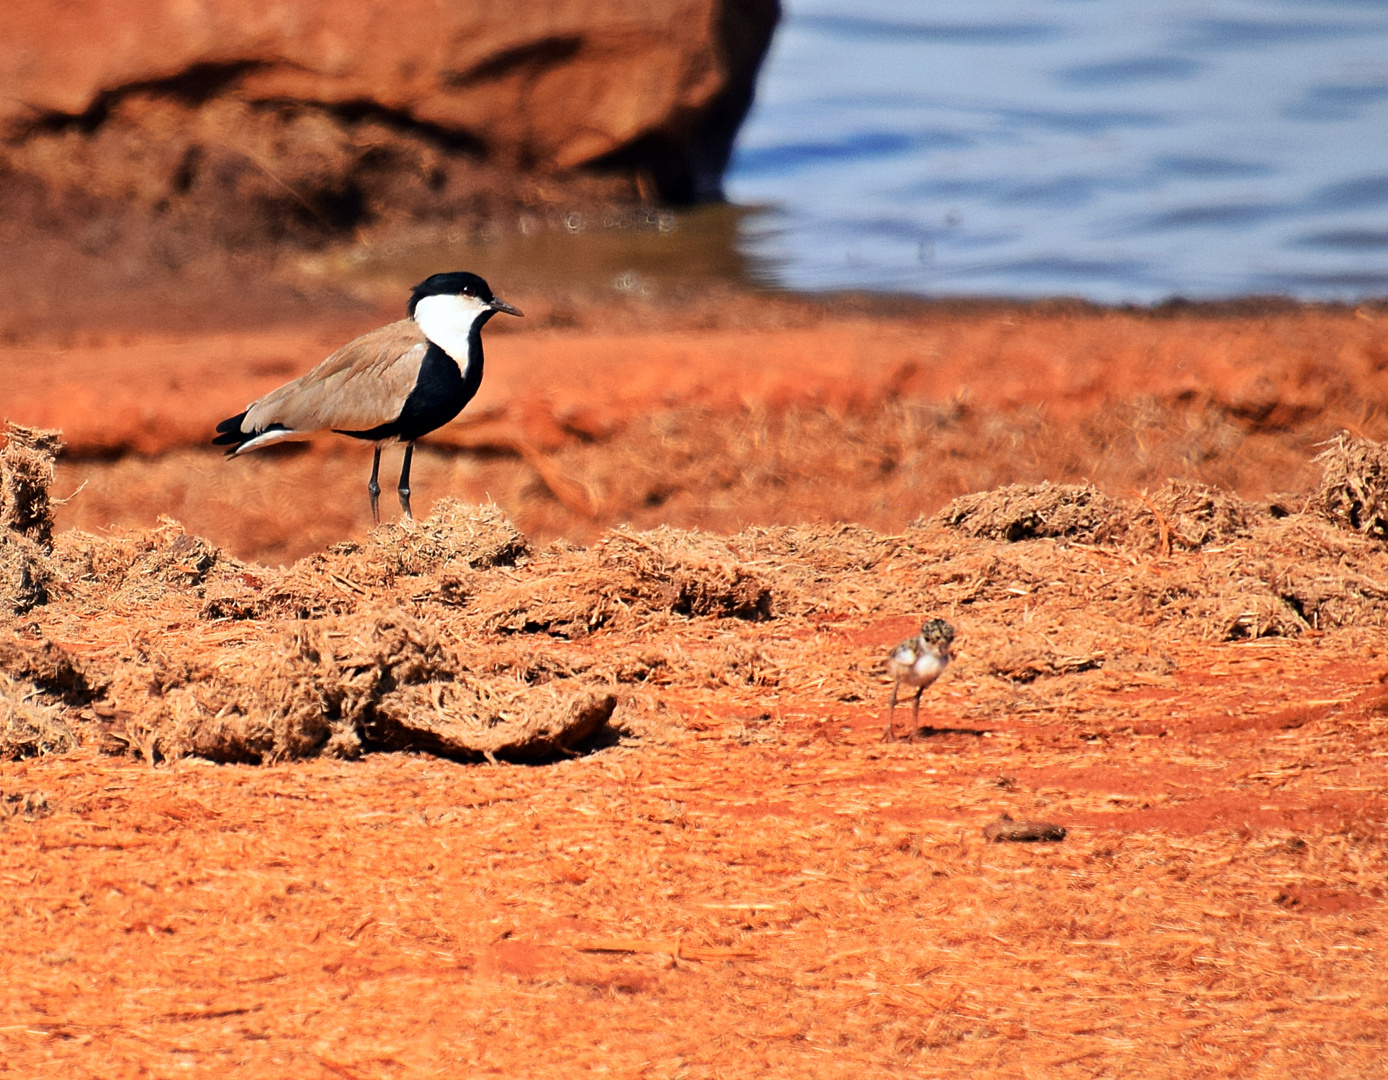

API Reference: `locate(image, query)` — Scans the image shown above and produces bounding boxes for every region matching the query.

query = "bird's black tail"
[213,412,251,455]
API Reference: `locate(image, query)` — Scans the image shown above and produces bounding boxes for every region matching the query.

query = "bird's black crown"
[920,618,955,645]
[408,272,495,317]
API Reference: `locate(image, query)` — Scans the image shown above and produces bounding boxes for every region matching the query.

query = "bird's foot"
[368,479,381,526]
[881,725,898,743]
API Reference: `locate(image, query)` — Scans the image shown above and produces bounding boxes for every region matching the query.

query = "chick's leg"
[883,680,901,743]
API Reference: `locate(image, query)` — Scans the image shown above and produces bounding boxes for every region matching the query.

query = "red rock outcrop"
[0,0,778,245]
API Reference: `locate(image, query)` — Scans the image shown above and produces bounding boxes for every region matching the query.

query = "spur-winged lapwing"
[883,618,955,743]
[214,272,521,522]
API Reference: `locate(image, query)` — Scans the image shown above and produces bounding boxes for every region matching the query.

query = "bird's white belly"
[904,650,946,686]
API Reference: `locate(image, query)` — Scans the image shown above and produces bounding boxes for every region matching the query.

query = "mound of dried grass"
[0,423,64,613]
[596,528,772,619]
[474,546,624,637]
[52,519,242,614]
[116,608,618,764]
[0,533,55,614]
[930,482,1126,543]
[475,527,773,637]
[0,423,61,545]
[0,671,75,760]
[201,499,528,621]
[743,522,895,574]
[1139,479,1255,551]
[379,680,617,761]
[985,628,1108,683]
[0,632,101,761]
[159,608,453,763]
[1315,432,1388,540]
[369,498,528,573]
[237,547,394,621]
[0,637,98,702]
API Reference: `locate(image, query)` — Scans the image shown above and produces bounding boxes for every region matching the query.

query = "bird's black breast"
[336,331,485,443]
[393,340,474,440]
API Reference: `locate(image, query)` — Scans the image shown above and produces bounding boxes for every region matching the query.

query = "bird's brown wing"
[241,321,428,435]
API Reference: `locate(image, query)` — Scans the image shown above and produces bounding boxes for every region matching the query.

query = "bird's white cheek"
[413,293,491,359]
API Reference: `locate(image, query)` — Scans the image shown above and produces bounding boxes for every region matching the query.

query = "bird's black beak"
[490,298,523,317]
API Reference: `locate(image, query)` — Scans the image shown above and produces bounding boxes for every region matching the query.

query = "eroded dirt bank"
[2,302,1387,1078]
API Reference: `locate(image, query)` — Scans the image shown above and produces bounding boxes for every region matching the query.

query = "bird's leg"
[367,446,382,525]
[883,680,900,743]
[908,687,924,744]
[397,441,415,520]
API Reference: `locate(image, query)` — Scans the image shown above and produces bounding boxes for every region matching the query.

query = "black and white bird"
[213,271,522,522]
[883,618,955,743]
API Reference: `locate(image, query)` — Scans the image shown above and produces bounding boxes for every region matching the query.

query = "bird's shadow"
[911,725,990,739]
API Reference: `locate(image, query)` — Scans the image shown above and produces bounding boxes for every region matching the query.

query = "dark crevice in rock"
[15,61,270,137]
[444,36,584,89]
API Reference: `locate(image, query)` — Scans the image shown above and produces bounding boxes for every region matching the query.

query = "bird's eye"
[460,285,476,296]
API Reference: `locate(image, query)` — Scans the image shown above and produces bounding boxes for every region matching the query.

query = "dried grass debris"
[224,500,528,620]
[1122,556,1311,642]
[368,498,528,574]
[728,522,900,617]
[132,522,226,587]
[982,814,1066,842]
[1139,479,1255,551]
[378,681,617,761]
[0,789,51,818]
[1315,432,1388,540]
[23,447,1388,767]
[0,671,75,760]
[1260,519,1388,632]
[244,548,388,620]
[474,552,624,638]
[740,522,895,574]
[115,608,618,764]
[0,423,64,613]
[596,527,772,620]
[0,532,55,613]
[929,482,1125,543]
[53,520,239,608]
[985,630,1107,683]
[0,637,98,703]
[474,527,773,637]
[0,423,62,546]
[128,609,454,763]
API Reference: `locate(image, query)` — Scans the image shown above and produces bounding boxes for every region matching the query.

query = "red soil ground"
[2,295,1387,1077]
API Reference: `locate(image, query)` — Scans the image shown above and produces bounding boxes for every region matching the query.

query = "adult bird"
[213,271,522,522]
[883,618,955,743]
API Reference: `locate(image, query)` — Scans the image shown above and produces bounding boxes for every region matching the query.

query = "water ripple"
[1057,57,1205,87]
[1154,156,1277,179]
[1174,18,1371,49]
[733,129,972,178]
[1138,204,1287,232]
[1312,175,1388,210]
[1285,83,1388,121]
[993,107,1168,134]
[798,15,1063,44]
[1294,229,1388,250]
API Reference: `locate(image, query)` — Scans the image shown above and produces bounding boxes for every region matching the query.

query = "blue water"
[726,0,1388,303]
